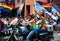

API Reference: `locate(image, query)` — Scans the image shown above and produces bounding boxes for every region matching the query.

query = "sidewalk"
[51,32,60,41]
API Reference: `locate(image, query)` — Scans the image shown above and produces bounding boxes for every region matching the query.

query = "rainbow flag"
[1,3,13,10]
[0,6,4,11]
[0,4,4,11]
[0,3,14,13]
[29,22,36,30]
[42,2,52,12]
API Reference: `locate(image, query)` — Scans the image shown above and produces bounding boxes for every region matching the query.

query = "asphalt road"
[0,32,60,41]
[51,32,60,41]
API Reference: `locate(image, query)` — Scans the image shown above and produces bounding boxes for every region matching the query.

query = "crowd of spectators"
[0,10,60,41]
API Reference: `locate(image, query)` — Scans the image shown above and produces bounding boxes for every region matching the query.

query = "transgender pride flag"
[35,1,45,11]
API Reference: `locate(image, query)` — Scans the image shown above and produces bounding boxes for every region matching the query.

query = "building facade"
[2,0,48,18]
[54,0,60,7]
[3,0,15,4]
[24,0,47,18]
[15,0,22,8]
[1,0,60,18]
[24,0,34,18]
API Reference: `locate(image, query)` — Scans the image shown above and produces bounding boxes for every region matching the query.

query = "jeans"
[26,30,38,41]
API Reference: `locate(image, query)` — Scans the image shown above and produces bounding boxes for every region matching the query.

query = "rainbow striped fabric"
[29,22,36,30]
[42,2,52,12]
[29,20,47,31]
[0,3,14,12]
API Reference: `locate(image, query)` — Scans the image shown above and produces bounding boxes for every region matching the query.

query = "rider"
[26,14,39,41]
[26,11,47,41]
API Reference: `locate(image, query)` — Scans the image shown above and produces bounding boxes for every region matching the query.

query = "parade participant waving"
[37,11,47,30]
[26,14,39,41]
[10,17,18,26]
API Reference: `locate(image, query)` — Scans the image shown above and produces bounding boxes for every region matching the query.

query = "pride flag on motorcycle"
[42,2,52,12]
[29,22,36,30]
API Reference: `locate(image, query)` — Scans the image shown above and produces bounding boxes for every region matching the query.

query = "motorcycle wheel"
[40,38,50,41]
[8,36,17,41]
